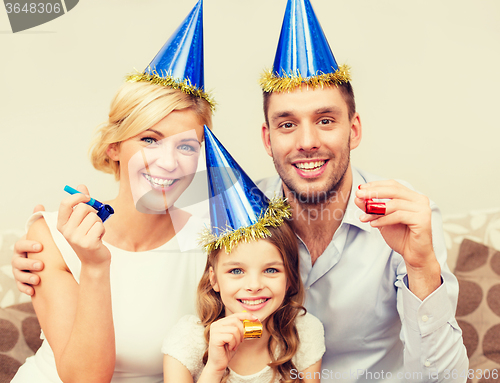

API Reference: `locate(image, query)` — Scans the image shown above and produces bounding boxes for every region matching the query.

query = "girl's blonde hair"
[89,81,212,180]
[197,221,306,383]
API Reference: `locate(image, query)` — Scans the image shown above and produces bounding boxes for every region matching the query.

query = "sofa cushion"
[0,302,41,383]
[455,239,500,382]
[443,208,500,272]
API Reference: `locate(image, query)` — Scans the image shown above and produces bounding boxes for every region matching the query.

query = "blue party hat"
[260,0,350,93]
[126,0,215,109]
[200,126,291,253]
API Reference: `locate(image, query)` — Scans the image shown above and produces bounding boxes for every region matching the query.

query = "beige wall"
[1,0,499,231]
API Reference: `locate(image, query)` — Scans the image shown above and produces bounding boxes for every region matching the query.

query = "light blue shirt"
[257,167,468,383]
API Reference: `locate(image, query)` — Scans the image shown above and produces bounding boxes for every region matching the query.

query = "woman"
[12,80,212,383]
[12,2,214,381]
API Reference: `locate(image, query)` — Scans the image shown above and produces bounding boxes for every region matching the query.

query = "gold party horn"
[242,311,262,339]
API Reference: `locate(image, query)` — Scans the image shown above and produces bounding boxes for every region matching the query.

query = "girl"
[163,222,324,383]
[162,127,325,383]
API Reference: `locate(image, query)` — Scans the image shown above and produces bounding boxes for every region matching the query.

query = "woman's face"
[116,109,204,214]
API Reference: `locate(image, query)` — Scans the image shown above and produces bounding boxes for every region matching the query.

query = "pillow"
[454,238,500,383]
[443,208,500,272]
[0,302,41,383]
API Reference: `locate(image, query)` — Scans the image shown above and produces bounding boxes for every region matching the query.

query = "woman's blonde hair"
[89,81,212,180]
[197,221,306,383]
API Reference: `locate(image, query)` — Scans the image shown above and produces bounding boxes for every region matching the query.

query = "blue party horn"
[64,185,114,222]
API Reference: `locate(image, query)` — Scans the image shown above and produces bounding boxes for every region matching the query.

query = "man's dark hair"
[263,82,356,126]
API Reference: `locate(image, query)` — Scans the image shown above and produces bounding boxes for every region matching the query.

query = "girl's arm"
[197,312,257,383]
[301,359,322,383]
[163,355,194,383]
[28,191,115,383]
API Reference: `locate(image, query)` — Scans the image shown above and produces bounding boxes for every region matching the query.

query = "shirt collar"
[343,167,372,233]
[259,168,371,233]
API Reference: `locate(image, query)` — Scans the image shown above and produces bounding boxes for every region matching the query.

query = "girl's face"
[111,109,204,213]
[210,239,287,323]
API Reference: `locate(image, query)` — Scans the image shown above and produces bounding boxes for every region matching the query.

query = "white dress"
[12,211,207,383]
[162,312,325,382]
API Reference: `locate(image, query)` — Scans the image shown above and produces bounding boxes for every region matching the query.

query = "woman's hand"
[203,312,258,379]
[57,185,110,267]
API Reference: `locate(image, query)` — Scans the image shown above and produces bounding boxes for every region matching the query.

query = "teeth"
[295,161,325,170]
[240,298,267,305]
[144,174,175,187]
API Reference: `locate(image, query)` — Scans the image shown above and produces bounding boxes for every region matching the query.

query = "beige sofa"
[1,208,499,382]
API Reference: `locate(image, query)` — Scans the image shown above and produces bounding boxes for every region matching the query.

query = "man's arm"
[395,204,468,382]
[356,181,468,382]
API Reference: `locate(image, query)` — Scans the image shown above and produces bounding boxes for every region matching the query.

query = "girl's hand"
[57,185,110,267]
[205,312,258,375]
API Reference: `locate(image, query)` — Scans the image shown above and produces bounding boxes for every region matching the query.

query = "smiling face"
[108,109,204,214]
[262,85,361,205]
[209,239,287,323]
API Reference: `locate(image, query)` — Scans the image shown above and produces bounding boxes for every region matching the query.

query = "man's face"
[262,85,361,205]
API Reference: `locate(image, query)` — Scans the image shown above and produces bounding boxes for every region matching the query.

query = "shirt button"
[424,361,431,367]
[421,315,429,322]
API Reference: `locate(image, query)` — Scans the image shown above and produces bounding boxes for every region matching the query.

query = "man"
[258,82,467,382]
[255,0,467,381]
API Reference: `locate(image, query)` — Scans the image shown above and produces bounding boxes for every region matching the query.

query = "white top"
[13,211,207,383]
[162,312,325,383]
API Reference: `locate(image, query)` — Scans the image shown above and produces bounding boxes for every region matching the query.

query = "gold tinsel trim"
[260,64,351,93]
[199,197,292,253]
[126,71,216,111]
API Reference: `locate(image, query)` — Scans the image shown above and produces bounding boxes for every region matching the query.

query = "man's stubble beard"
[271,139,351,207]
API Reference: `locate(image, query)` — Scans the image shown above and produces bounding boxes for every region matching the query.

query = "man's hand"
[12,205,46,296]
[355,180,441,300]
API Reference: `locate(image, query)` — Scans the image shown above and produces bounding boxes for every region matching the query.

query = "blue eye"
[264,268,278,274]
[178,144,196,152]
[229,268,243,275]
[141,137,157,145]
[318,119,333,125]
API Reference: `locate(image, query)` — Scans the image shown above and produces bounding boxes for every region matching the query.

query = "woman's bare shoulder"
[27,216,68,272]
